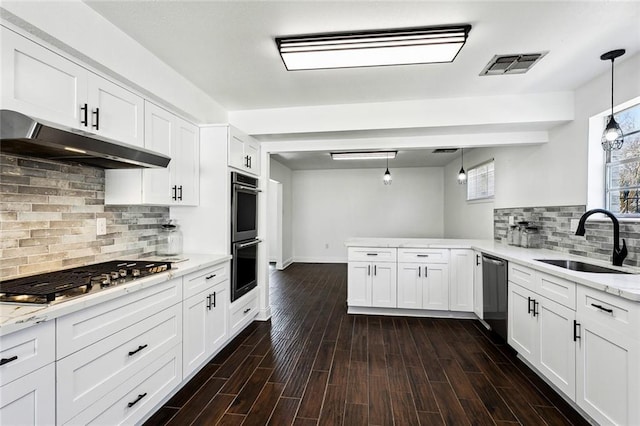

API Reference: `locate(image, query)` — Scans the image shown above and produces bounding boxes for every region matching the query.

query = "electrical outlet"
[325,243,329,249]
[570,219,580,233]
[508,216,515,226]
[96,217,107,236]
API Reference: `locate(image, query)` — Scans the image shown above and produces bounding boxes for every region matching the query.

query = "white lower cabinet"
[0,364,55,426]
[229,289,259,338]
[449,249,474,312]
[575,287,640,425]
[397,249,449,311]
[473,250,483,319]
[348,261,397,308]
[508,281,576,399]
[183,280,228,378]
[422,263,449,310]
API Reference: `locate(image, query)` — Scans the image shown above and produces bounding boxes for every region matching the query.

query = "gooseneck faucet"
[575,209,627,266]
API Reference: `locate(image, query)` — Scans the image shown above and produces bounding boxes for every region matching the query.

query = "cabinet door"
[87,72,144,147]
[371,262,397,308]
[538,298,576,399]
[473,251,483,319]
[397,263,423,309]
[507,283,537,363]
[173,119,200,206]
[244,139,260,175]
[576,318,640,425]
[1,27,87,129]
[207,286,228,356]
[348,262,371,307]
[422,263,449,310]
[143,102,173,205]
[228,129,247,171]
[183,291,208,378]
[449,249,474,312]
[0,363,55,426]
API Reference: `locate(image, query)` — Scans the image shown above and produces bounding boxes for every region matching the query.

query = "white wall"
[292,167,444,262]
[443,53,640,236]
[269,159,293,266]
[267,180,279,262]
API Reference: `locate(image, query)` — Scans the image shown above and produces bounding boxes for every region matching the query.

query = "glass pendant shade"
[383,168,392,185]
[600,49,625,152]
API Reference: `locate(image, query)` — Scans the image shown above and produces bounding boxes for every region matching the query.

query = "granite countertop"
[345,238,640,302]
[0,253,231,336]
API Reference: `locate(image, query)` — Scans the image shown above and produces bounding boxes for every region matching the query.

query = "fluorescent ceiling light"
[331,151,397,160]
[277,25,471,71]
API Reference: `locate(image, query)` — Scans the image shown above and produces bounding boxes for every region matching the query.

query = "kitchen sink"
[535,259,631,274]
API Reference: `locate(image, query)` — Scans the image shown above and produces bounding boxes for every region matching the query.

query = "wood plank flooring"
[144,263,589,426]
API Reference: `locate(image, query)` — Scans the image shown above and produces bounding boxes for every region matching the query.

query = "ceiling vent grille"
[433,148,458,153]
[480,52,547,76]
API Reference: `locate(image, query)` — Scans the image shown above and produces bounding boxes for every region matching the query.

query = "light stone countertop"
[345,238,640,302]
[0,253,231,336]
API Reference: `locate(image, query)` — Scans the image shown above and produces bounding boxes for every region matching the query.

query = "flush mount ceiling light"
[330,151,397,160]
[600,49,626,151]
[276,25,471,71]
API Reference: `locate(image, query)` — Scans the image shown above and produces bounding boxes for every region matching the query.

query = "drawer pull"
[417,254,430,257]
[206,274,217,280]
[366,253,378,256]
[128,344,148,356]
[127,392,147,408]
[243,308,251,314]
[591,303,613,314]
[0,355,18,366]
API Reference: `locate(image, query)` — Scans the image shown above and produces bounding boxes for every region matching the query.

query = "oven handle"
[238,239,262,249]
[235,184,262,193]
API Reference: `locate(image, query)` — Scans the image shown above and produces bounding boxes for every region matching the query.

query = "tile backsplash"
[1,154,169,279]
[494,205,640,267]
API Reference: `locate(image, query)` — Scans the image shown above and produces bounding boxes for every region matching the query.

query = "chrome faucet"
[575,209,627,266]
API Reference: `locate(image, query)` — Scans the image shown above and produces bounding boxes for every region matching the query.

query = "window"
[467,160,495,201]
[605,103,640,216]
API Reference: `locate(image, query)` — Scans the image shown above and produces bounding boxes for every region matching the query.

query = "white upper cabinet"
[1,26,143,146]
[105,102,199,206]
[228,126,260,176]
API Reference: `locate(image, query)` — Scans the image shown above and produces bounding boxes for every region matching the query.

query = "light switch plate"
[508,216,515,226]
[96,217,107,236]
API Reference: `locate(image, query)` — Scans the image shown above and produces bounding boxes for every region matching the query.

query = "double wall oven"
[231,172,260,302]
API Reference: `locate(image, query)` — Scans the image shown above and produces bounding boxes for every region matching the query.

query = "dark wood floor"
[144,263,589,426]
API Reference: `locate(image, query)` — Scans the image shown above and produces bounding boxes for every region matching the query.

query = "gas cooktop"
[0,260,172,305]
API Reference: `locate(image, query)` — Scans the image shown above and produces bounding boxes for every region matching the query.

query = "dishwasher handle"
[482,256,506,267]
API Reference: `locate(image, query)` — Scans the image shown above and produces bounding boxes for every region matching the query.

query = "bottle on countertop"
[158,219,183,256]
[522,226,541,248]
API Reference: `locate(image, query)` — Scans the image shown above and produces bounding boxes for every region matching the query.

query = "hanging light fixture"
[383,152,392,185]
[457,148,467,184]
[600,49,626,151]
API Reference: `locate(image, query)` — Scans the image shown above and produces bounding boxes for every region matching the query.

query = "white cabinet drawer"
[56,304,182,425]
[229,289,258,337]
[577,286,640,339]
[0,321,54,385]
[183,262,228,300]
[347,247,397,263]
[0,363,55,426]
[64,343,182,426]
[509,263,536,289]
[537,271,576,310]
[398,248,449,264]
[57,278,182,357]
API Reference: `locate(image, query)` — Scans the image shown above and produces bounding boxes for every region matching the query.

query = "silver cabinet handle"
[238,239,261,249]
[235,184,262,193]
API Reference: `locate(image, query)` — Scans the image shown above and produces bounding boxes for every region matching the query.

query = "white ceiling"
[83,1,640,169]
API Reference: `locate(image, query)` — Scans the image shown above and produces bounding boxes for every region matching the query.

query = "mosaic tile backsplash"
[494,205,640,267]
[0,154,169,279]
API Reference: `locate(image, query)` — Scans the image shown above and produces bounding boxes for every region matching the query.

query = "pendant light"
[600,49,626,151]
[457,148,467,184]
[383,153,392,185]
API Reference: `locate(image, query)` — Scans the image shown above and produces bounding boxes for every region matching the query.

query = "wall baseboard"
[293,256,347,264]
[280,258,294,270]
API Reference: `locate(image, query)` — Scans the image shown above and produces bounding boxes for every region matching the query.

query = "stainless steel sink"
[535,259,631,274]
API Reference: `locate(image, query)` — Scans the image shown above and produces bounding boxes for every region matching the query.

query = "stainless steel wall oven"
[231,172,260,302]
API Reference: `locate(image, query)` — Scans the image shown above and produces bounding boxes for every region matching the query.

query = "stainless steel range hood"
[0,110,171,169]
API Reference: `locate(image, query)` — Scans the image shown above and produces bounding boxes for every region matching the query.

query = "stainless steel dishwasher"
[482,254,508,341]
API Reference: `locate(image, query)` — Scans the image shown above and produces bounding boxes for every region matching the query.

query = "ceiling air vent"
[433,148,458,154]
[480,52,547,76]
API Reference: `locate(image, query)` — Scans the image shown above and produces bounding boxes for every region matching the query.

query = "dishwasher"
[482,254,508,341]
